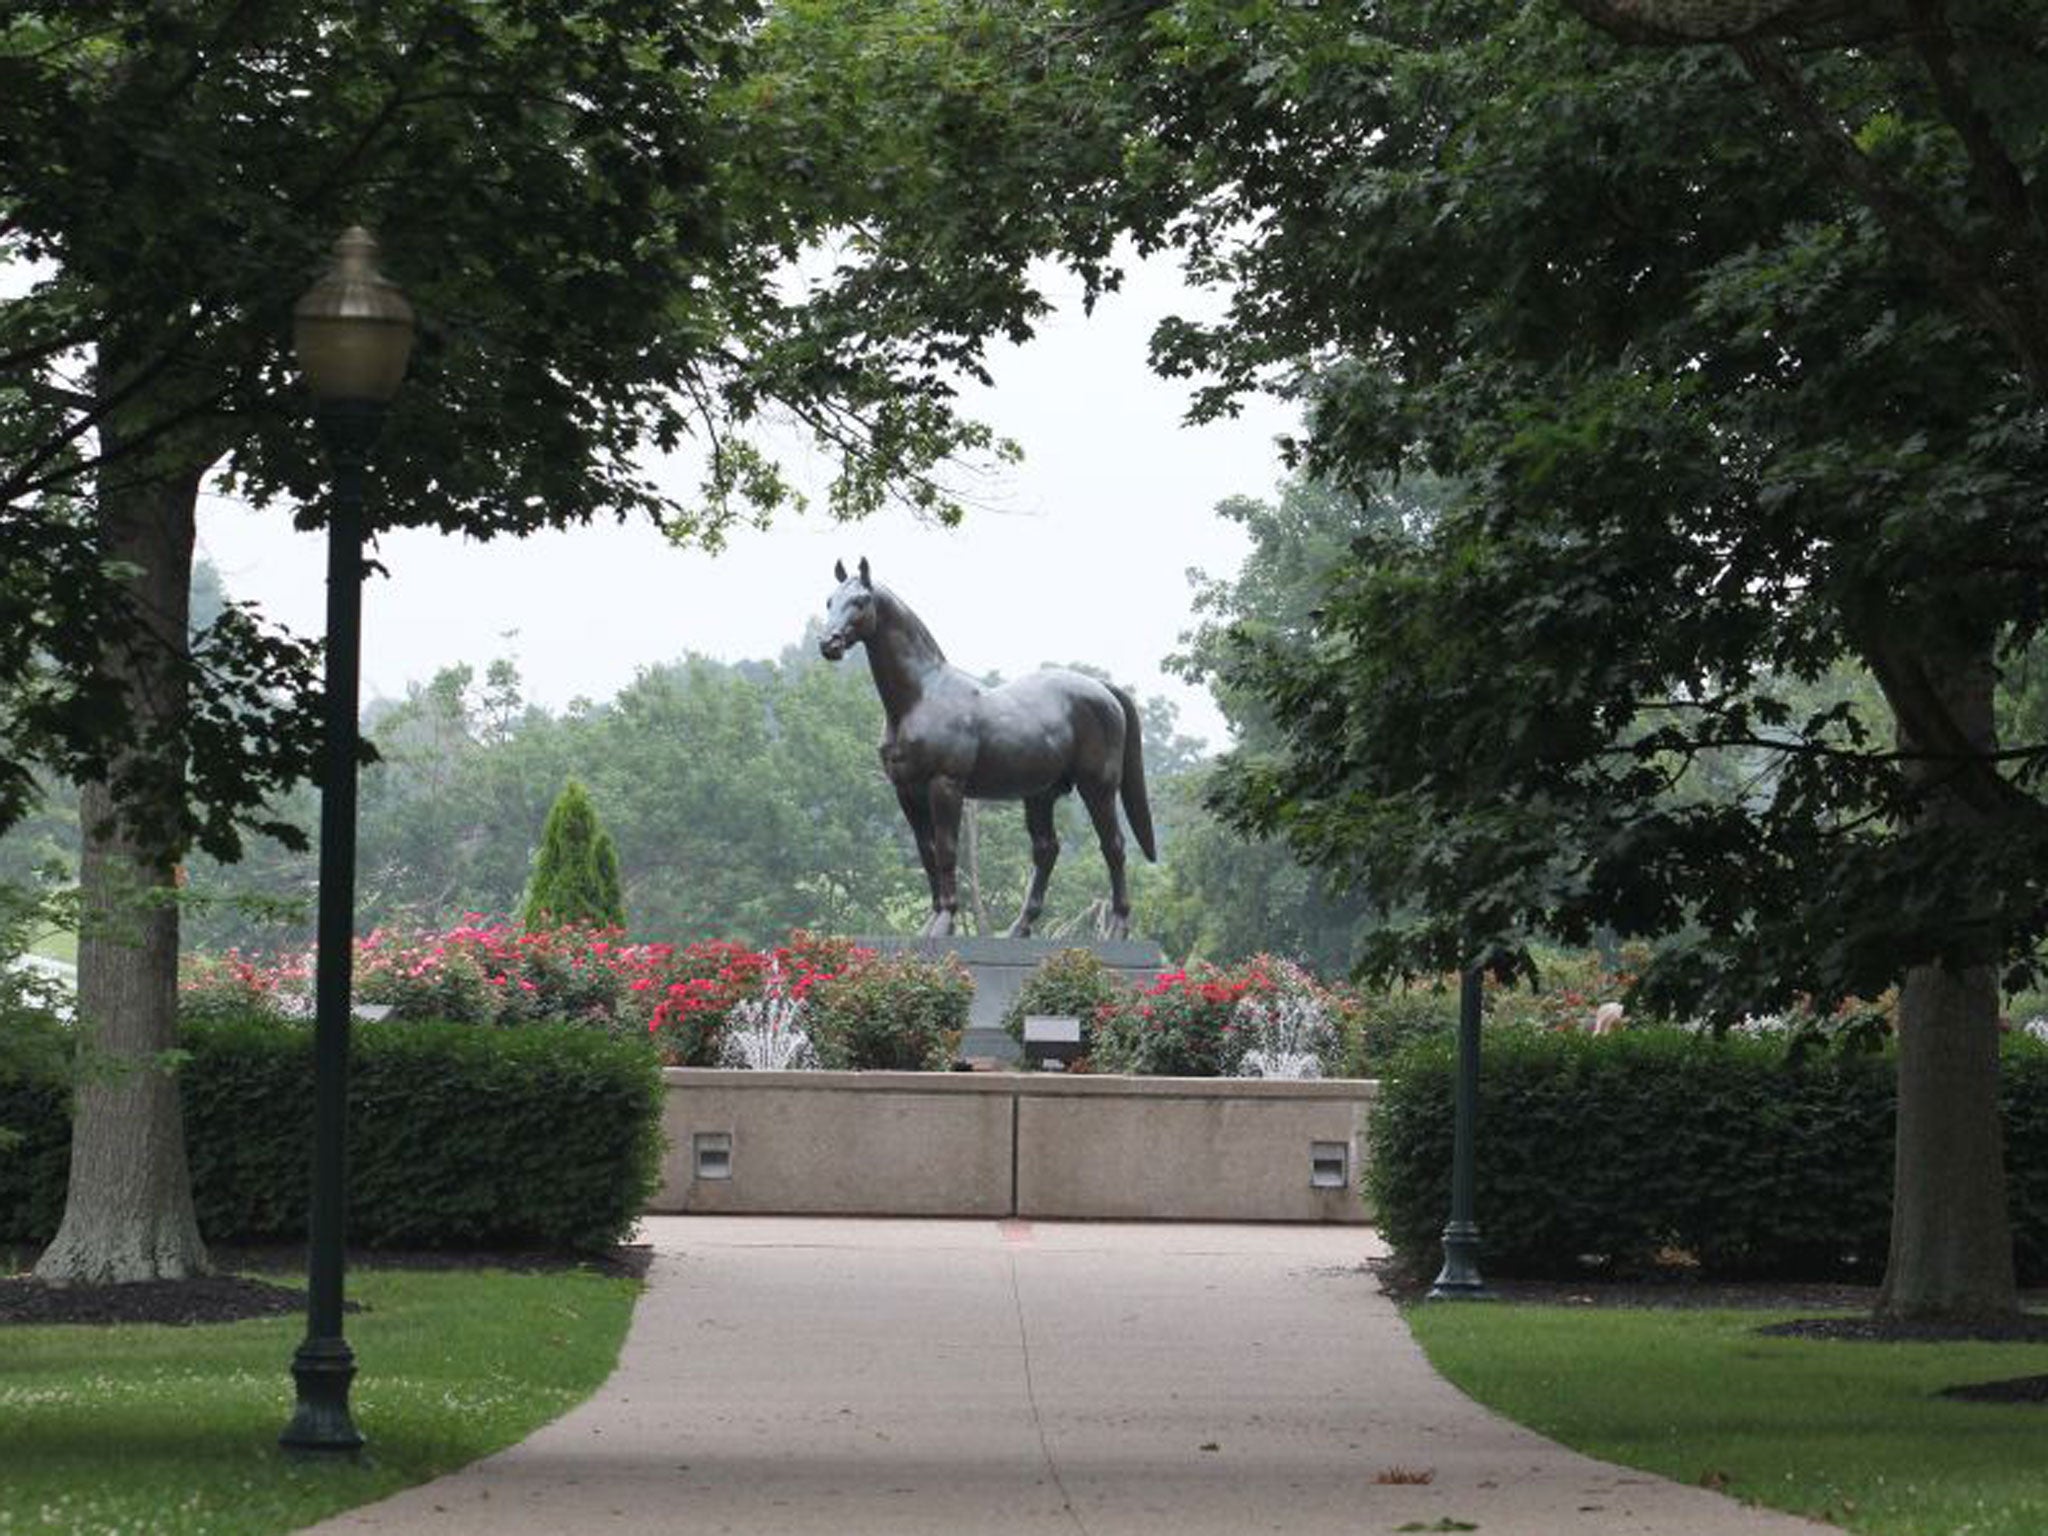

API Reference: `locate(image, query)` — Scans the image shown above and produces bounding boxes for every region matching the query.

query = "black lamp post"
[1428,963,1493,1301]
[280,228,414,1456]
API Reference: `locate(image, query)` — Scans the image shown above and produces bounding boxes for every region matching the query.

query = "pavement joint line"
[1007,1244,1092,1536]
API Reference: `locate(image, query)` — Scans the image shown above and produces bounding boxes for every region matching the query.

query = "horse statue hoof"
[922,911,957,938]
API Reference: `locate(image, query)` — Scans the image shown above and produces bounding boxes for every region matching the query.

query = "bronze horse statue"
[819,558,1156,939]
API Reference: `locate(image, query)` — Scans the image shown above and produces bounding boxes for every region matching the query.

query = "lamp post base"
[281,1336,364,1456]
[1428,1220,1494,1301]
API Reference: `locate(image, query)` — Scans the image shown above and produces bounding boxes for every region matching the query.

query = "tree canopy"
[0,0,1023,1284]
[1105,0,2048,1319]
[0,0,1021,850]
[1156,7,2047,1019]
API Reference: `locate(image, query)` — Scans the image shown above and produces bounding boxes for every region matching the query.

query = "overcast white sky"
[195,259,1297,750]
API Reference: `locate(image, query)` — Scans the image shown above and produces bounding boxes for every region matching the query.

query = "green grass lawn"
[1410,1302,2048,1536]
[0,1264,640,1536]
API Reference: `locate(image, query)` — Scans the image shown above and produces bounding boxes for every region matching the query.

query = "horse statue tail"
[1111,685,1158,862]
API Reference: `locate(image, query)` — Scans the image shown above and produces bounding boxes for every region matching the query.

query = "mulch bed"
[1940,1375,2048,1404]
[0,1244,653,1328]
[1373,1256,1884,1313]
[1481,1276,1887,1313]
[1377,1258,2048,1335]
[0,1273,316,1327]
[1758,1313,2048,1344]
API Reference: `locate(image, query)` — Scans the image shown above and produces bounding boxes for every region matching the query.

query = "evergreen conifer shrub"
[521,778,626,931]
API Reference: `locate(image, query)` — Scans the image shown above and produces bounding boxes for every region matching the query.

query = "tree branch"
[1556,0,1876,44]
[1861,635,2035,817]
[13,376,93,411]
[1903,0,2048,263]
[0,367,239,512]
[142,0,273,113]
[1732,36,2048,393]
[2,18,127,64]
[0,323,98,377]
[1621,729,2048,767]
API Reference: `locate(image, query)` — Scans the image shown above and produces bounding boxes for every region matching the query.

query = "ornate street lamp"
[280,228,414,1455]
[1428,963,1493,1301]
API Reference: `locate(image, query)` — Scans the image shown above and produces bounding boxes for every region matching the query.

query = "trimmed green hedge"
[3,1016,662,1254]
[1370,1029,2048,1284]
[0,1009,73,1246]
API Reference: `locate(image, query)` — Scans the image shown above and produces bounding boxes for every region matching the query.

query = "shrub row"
[994,947,1666,1078]
[1369,1028,2048,1284]
[0,1010,71,1245]
[182,924,968,1070]
[1,1015,661,1253]
[183,927,1673,1081]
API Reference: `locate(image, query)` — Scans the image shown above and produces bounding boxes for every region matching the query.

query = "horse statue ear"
[834,559,848,583]
[858,556,872,589]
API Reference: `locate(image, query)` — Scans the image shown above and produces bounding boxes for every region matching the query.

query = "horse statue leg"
[894,785,943,931]
[1077,779,1131,940]
[1007,794,1060,938]
[922,776,965,937]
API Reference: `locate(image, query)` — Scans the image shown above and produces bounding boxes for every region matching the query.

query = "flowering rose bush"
[352,917,642,1027]
[1328,947,1663,1075]
[1480,948,1642,1034]
[1727,988,1898,1061]
[353,922,508,1024]
[177,922,961,1068]
[806,948,971,1071]
[1090,955,1321,1077]
[178,948,314,1024]
[637,932,858,1065]
[629,939,765,1064]
[1323,980,1456,1075]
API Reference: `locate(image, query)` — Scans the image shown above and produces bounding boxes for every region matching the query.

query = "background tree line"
[24,478,2041,976]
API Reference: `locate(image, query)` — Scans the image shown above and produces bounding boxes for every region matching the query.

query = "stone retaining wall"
[653,1069,1377,1223]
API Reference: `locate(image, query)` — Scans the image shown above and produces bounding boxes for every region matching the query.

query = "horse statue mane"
[819,557,1155,939]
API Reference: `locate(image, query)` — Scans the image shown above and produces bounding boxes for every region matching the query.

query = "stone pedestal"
[858,935,1168,1062]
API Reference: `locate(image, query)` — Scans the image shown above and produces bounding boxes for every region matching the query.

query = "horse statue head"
[819,557,874,661]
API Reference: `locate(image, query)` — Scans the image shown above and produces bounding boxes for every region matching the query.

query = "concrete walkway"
[304,1217,1828,1536]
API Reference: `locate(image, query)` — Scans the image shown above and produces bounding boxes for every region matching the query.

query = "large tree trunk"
[34,459,210,1285]
[1869,635,2017,1322]
[1878,956,2013,1319]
